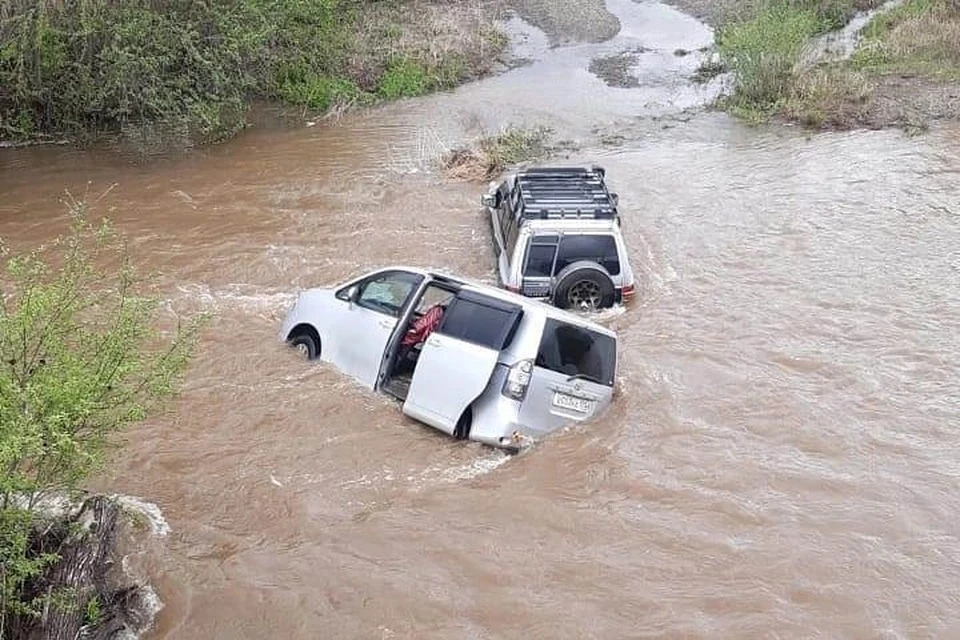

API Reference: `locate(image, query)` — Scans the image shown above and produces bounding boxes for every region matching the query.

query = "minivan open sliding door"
[403,291,522,435]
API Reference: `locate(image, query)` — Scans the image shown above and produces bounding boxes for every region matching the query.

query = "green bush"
[276,73,368,110]
[0,201,205,632]
[377,58,434,99]
[0,0,347,142]
[0,0,507,145]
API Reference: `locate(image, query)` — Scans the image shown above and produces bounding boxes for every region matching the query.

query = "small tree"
[0,196,205,633]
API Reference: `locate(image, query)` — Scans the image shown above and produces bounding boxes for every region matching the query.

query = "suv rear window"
[522,235,620,278]
[535,319,616,386]
[555,235,620,276]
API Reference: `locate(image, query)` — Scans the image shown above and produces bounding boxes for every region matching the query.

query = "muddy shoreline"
[7,496,165,640]
[4,0,955,152]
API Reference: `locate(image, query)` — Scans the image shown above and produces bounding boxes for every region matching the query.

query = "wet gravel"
[508,0,621,45]
[588,50,644,88]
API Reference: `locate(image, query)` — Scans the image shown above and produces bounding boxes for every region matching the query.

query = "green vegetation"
[717,0,960,128]
[443,125,552,180]
[0,0,506,145]
[852,0,960,80]
[479,125,553,173]
[83,595,103,627]
[782,65,871,127]
[378,59,434,99]
[716,1,825,120]
[0,200,204,635]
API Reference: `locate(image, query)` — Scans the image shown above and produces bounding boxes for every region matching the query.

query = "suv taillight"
[502,359,533,401]
[621,284,635,300]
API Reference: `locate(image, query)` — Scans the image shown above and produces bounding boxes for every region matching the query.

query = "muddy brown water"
[2,2,960,638]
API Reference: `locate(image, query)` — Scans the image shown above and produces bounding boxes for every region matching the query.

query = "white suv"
[280,266,618,450]
[482,166,636,311]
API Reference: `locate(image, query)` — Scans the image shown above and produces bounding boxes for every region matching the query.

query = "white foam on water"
[414,450,512,488]
[174,283,297,314]
[582,304,628,324]
[12,493,170,538]
[139,584,165,618]
[112,494,171,537]
[108,582,165,640]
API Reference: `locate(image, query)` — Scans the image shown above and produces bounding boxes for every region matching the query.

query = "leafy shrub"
[0,200,204,631]
[377,58,434,99]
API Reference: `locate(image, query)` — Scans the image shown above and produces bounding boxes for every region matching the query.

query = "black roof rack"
[514,166,618,221]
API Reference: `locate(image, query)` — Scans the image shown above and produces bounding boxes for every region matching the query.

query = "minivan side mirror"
[344,284,360,304]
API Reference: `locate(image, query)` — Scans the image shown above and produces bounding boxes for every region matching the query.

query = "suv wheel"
[552,261,616,311]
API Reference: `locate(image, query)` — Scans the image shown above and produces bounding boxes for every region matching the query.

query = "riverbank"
[672,0,960,130]
[4,496,161,640]
[0,0,507,150]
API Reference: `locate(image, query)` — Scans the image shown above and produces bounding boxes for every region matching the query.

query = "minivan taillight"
[502,359,533,401]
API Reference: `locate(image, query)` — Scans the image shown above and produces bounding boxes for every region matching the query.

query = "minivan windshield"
[535,319,616,386]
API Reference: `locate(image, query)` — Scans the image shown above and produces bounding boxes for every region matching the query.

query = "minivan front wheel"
[552,262,615,311]
[290,331,320,360]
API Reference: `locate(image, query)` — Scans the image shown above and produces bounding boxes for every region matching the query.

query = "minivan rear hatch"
[518,318,617,432]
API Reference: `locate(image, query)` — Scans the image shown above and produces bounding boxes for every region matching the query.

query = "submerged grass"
[443,125,552,180]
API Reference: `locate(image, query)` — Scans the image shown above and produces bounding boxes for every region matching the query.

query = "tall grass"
[783,65,872,127]
[853,0,960,79]
[717,2,824,118]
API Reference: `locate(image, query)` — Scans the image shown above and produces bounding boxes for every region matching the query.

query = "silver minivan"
[279,266,618,450]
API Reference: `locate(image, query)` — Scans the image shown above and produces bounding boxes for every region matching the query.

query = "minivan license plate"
[552,392,591,413]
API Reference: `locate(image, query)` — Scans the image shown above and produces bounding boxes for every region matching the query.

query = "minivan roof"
[362,266,617,338]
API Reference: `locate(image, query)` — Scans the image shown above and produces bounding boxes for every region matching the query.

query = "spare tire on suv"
[551,261,616,311]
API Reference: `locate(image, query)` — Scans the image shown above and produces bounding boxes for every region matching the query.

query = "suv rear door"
[520,233,622,298]
[518,318,617,433]
[403,290,522,435]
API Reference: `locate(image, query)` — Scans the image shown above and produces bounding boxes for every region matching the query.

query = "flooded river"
[2,1,959,638]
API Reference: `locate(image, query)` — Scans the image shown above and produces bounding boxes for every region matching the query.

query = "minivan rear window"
[535,319,616,386]
[438,294,521,351]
